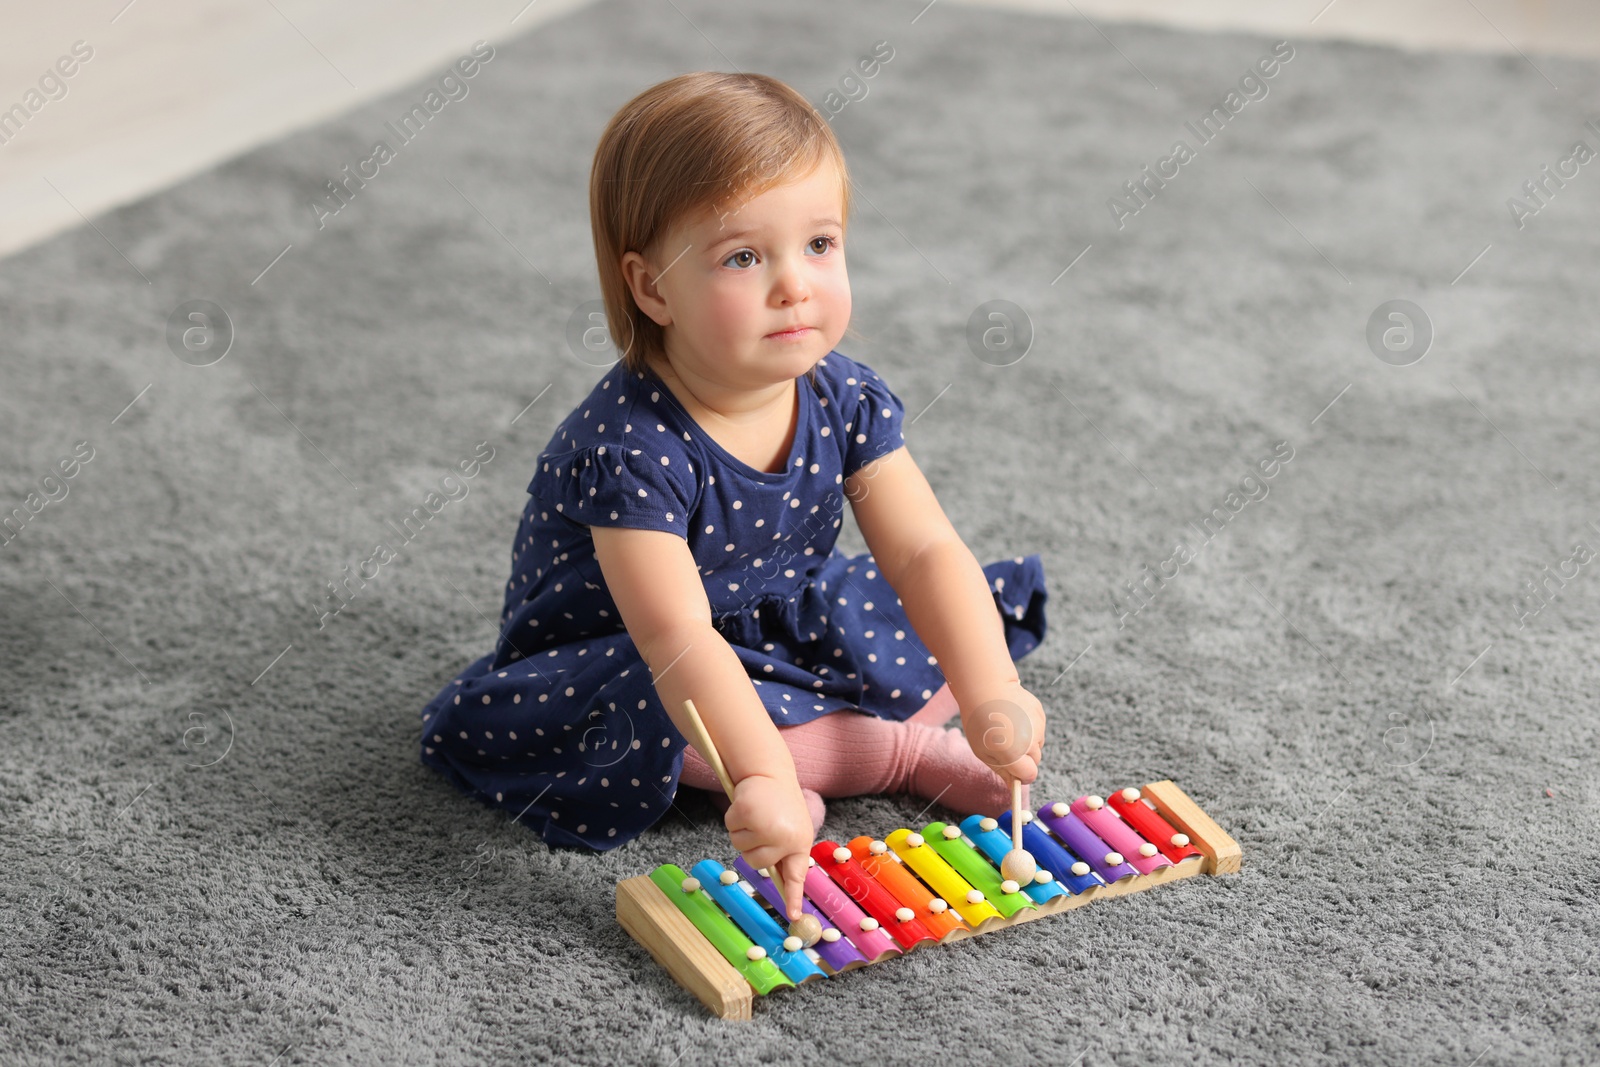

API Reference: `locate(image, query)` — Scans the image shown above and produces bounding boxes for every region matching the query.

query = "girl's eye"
[720,236,839,270]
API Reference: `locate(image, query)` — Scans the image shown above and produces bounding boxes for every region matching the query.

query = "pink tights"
[678,682,1025,832]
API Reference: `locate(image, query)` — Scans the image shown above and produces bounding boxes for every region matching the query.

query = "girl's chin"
[778,348,827,374]
[678,339,827,378]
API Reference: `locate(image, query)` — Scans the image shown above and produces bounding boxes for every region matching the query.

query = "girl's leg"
[907,681,960,727]
[781,708,1019,815]
[679,748,829,832]
[682,705,1018,818]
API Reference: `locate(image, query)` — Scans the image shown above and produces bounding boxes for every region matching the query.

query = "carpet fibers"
[3,0,1598,1063]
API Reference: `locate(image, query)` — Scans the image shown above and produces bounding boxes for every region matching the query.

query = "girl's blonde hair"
[589,72,858,380]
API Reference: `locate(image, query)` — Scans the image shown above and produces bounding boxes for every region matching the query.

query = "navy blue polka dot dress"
[418,351,1048,850]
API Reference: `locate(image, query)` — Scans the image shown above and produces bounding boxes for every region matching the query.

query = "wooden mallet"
[1000,777,1037,887]
[976,696,1037,888]
[680,698,823,950]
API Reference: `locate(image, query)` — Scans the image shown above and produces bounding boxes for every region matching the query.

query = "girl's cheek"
[706,279,745,312]
[824,268,851,310]
[826,255,848,288]
[705,289,751,335]
[708,273,753,306]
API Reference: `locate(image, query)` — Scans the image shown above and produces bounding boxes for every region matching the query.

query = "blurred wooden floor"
[2,0,1596,262]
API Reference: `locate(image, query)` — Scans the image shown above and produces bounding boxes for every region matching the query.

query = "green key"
[648,864,793,997]
[922,823,1038,920]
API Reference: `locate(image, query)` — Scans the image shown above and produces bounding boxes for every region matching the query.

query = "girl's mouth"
[765,326,811,341]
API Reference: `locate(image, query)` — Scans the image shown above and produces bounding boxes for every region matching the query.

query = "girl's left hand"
[959,681,1046,784]
[724,772,815,922]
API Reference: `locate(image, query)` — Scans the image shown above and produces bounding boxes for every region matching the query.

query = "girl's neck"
[646,350,795,430]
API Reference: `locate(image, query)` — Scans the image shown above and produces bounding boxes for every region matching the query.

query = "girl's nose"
[773,263,810,303]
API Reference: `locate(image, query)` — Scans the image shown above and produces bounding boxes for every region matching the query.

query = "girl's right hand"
[962,682,1046,785]
[723,772,814,923]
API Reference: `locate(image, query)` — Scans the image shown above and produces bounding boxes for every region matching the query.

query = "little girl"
[418,71,1050,913]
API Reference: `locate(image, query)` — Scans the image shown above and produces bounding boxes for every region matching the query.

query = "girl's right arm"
[592,524,814,919]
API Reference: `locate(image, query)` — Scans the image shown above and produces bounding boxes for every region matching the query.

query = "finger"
[997,754,1038,785]
[780,854,808,921]
[764,853,798,921]
[974,739,1018,776]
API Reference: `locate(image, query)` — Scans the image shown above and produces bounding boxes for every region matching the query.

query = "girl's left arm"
[845,446,1045,782]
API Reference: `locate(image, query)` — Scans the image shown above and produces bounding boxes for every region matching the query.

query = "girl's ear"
[621,250,672,327]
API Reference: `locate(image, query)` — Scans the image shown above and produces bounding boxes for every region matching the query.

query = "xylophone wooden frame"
[615,779,1241,1020]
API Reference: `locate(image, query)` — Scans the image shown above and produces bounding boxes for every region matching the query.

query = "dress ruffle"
[708,580,830,648]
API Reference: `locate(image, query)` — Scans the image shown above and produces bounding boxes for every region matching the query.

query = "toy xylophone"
[615,779,1241,1019]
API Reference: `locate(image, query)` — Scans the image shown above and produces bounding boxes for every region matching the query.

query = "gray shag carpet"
[4,0,1598,1063]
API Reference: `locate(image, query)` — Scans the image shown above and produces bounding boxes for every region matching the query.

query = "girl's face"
[628,159,851,389]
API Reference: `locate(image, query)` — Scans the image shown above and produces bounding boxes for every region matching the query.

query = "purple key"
[733,856,867,975]
[1036,803,1138,882]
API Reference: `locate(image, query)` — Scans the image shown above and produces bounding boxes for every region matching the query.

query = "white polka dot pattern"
[416,352,1048,855]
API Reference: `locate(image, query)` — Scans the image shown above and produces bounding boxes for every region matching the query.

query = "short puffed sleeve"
[529,440,696,538]
[842,363,907,479]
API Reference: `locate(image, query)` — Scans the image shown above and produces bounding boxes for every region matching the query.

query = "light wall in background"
[0,0,592,261]
[1,0,1595,262]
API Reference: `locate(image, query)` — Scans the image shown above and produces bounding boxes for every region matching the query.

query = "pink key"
[801,847,900,961]
[1072,794,1173,876]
